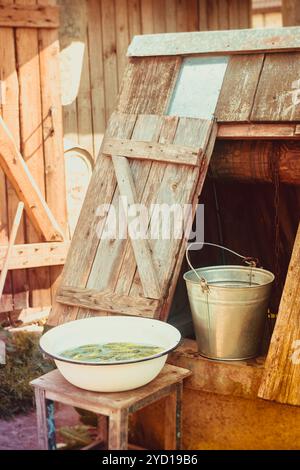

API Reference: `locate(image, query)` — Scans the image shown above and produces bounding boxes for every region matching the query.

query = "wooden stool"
[30,364,191,450]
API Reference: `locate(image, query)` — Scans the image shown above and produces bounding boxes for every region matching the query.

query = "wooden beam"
[56,286,160,317]
[0,241,70,270]
[112,155,161,300]
[103,138,201,166]
[211,140,300,185]
[0,3,59,28]
[0,202,24,299]
[217,123,298,139]
[0,117,65,242]
[258,224,300,405]
[127,26,300,57]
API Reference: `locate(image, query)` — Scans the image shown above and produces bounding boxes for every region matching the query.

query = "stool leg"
[97,415,108,447]
[34,388,56,450]
[175,383,183,450]
[108,410,128,450]
[162,389,177,450]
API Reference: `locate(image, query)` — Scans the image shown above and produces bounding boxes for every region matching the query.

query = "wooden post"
[0,202,24,299]
[108,409,128,450]
[34,389,56,450]
[282,0,300,26]
[258,224,300,405]
[162,389,177,450]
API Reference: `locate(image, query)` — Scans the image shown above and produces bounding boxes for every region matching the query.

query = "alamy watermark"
[95,197,204,248]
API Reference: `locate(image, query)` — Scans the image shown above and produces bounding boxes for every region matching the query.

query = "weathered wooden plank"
[228,0,239,28]
[282,0,300,26]
[237,0,250,28]
[62,114,137,289]
[216,54,265,121]
[108,409,128,450]
[217,123,296,138]
[0,117,64,242]
[31,365,190,412]
[176,0,188,32]
[141,0,154,34]
[87,114,162,297]
[47,114,138,326]
[103,138,201,166]
[136,118,213,304]
[118,57,181,115]
[59,0,82,145]
[114,116,179,300]
[101,0,118,122]
[218,0,230,30]
[207,0,219,30]
[16,0,52,308]
[0,3,59,28]
[153,0,166,33]
[0,2,27,310]
[56,286,159,317]
[198,0,208,31]
[115,0,130,86]
[211,140,300,185]
[128,0,142,39]
[128,27,300,57]
[187,0,198,31]
[112,155,161,299]
[0,241,70,270]
[76,1,94,158]
[258,225,300,405]
[38,0,68,305]
[251,52,300,121]
[165,0,177,32]
[0,202,24,298]
[87,0,106,157]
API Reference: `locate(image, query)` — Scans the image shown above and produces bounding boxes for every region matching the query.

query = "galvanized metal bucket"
[183,243,275,361]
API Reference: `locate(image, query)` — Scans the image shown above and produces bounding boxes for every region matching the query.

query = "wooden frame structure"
[48,26,300,329]
[0,0,68,313]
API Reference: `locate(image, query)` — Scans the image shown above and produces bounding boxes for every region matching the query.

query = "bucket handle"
[186,242,259,291]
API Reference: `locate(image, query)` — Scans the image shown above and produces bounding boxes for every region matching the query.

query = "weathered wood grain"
[251,52,300,121]
[0,117,64,242]
[112,154,161,299]
[30,365,191,414]
[117,57,181,115]
[38,0,68,305]
[258,224,300,405]
[114,116,179,299]
[0,3,59,28]
[108,409,128,450]
[0,241,70,270]
[0,202,24,298]
[87,0,106,158]
[0,1,27,311]
[87,115,162,296]
[216,54,265,121]
[217,123,297,138]
[56,286,160,317]
[211,140,300,185]
[103,138,201,166]
[128,27,300,57]
[101,0,118,122]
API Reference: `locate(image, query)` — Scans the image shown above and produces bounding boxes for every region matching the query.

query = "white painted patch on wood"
[168,57,228,119]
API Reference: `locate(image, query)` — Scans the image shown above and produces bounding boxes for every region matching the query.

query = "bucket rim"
[183,264,275,288]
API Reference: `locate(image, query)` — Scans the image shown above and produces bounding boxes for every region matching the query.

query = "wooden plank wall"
[59,0,251,159]
[0,0,67,314]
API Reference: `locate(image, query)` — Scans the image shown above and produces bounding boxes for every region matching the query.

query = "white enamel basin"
[40,316,181,392]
